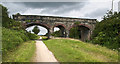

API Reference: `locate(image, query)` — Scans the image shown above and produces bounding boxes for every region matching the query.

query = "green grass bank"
[43,39,118,62]
[2,27,38,53]
[3,41,36,62]
[2,27,39,62]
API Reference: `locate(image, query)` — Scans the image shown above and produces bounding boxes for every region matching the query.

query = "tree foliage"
[32,26,40,35]
[1,4,10,28]
[69,22,82,39]
[92,11,120,50]
[15,13,21,15]
[1,4,23,30]
[51,30,61,37]
[69,26,81,39]
[1,4,39,55]
[2,27,29,54]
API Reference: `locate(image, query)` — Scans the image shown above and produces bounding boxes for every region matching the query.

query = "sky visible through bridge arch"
[26,26,60,35]
[0,0,120,35]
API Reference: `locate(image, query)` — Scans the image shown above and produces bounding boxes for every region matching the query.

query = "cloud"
[76,2,112,21]
[21,2,79,9]
[85,8,108,18]
[1,1,119,21]
[1,2,27,15]
[1,2,87,16]
[40,2,86,14]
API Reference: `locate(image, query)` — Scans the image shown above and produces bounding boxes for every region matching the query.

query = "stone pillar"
[87,30,91,40]
[66,30,69,38]
[60,27,66,37]
[89,30,93,40]
[81,30,85,41]
[47,29,50,39]
[48,28,54,39]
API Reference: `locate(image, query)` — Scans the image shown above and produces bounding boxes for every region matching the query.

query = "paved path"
[33,37,59,63]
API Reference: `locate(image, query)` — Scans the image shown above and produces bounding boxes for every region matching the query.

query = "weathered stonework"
[13,15,97,41]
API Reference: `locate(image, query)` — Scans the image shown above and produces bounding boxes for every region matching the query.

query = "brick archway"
[53,24,66,29]
[53,24,67,37]
[24,22,51,38]
[69,24,91,41]
[24,22,51,30]
[68,24,91,31]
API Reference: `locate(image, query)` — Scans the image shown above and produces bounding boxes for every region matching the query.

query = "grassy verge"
[3,41,36,62]
[43,39,118,62]
[41,36,48,40]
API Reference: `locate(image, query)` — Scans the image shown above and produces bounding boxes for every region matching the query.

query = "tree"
[32,26,40,35]
[1,4,10,28]
[102,10,118,20]
[15,13,21,15]
[92,11,120,50]
[69,26,81,39]
[0,4,23,30]
[69,22,81,39]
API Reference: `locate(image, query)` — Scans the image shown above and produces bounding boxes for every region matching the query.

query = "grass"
[43,39,118,62]
[3,41,36,62]
[40,36,48,40]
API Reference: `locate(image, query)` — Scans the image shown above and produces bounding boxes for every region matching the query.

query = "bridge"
[13,15,97,41]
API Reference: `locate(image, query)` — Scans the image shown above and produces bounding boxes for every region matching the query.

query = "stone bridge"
[13,15,97,41]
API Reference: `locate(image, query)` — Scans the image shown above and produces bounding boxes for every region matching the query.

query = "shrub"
[2,27,39,55]
[69,26,81,39]
[2,27,29,53]
[51,30,61,37]
[26,32,39,40]
[1,4,39,55]
[92,12,120,50]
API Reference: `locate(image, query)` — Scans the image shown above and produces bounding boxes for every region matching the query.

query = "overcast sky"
[0,0,119,21]
[0,0,120,35]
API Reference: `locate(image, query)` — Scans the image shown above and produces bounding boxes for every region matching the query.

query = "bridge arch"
[25,22,50,29]
[53,24,67,37]
[24,22,51,38]
[68,24,91,30]
[54,24,66,29]
[69,24,91,41]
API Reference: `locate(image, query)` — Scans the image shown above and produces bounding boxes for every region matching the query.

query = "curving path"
[33,37,59,63]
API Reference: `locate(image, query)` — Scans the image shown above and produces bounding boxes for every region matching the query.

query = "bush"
[26,32,39,40]
[2,27,29,53]
[2,27,39,53]
[1,4,39,55]
[92,12,120,50]
[51,30,61,37]
[69,26,81,39]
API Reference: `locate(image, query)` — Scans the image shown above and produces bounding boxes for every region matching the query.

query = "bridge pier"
[60,27,66,37]
[66,30,69,38]
[48,28,54,39]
